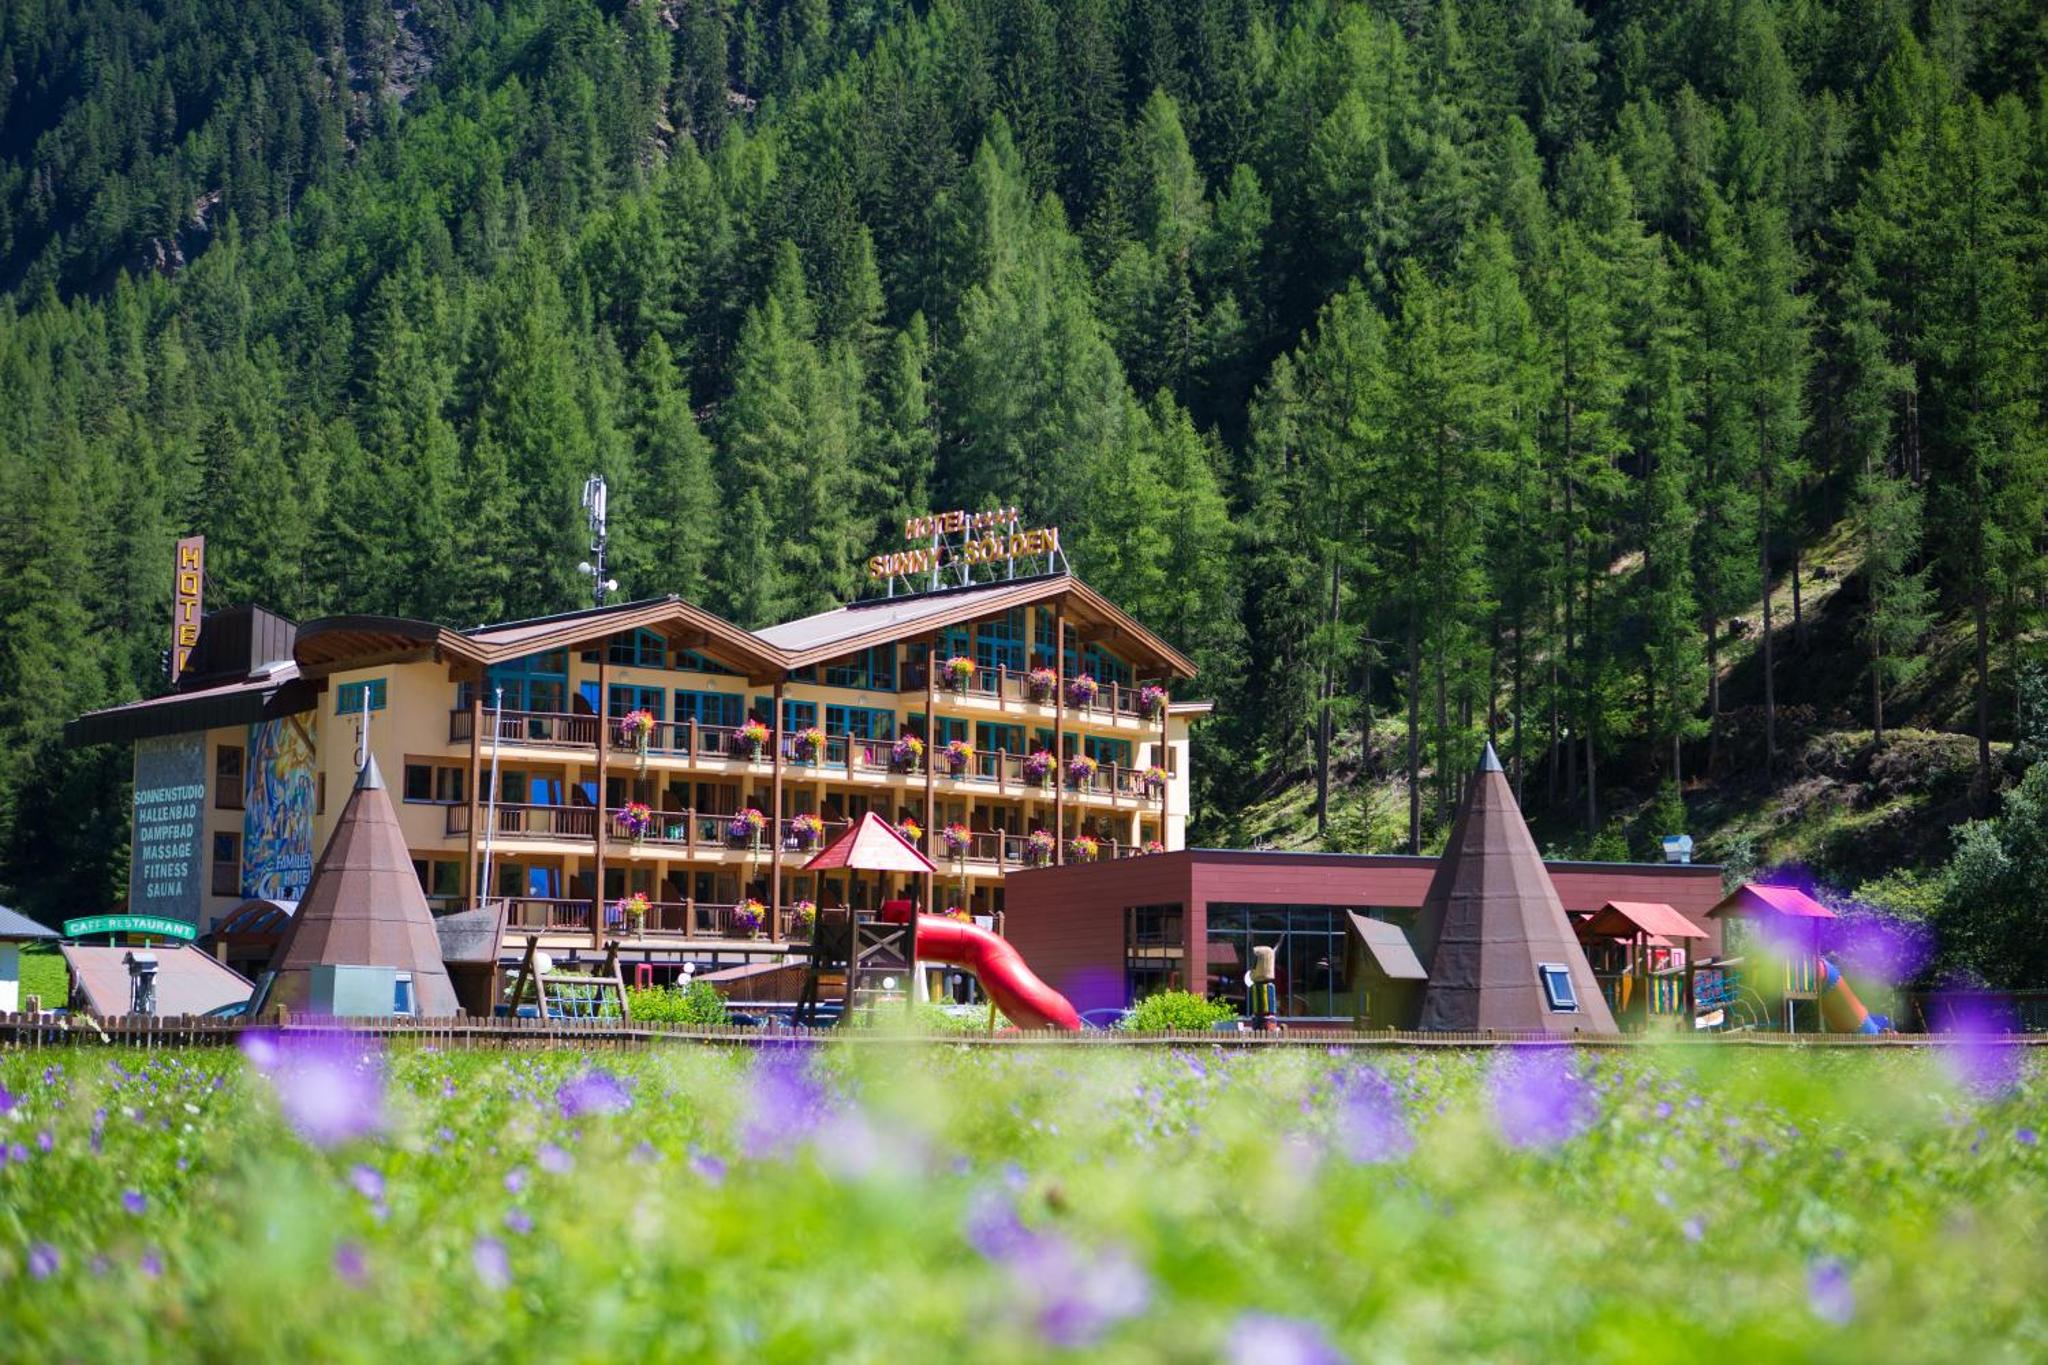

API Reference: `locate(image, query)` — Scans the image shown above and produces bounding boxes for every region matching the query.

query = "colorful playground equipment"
[914,914,1081,1031]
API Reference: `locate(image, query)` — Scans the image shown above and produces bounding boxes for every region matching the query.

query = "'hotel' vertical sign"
[170,536,204,684]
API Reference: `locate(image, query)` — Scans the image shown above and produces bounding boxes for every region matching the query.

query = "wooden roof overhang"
[770,575,1199,681]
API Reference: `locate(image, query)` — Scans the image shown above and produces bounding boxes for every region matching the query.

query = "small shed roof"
[207,899,296,941]
[0,906,58,941]
[802,811,937,874]
[1346,912,1428,980]
[1583,901,1709,941]
[1708,883,1836,920]
[60,943,252,1017]
[433,901,508,966]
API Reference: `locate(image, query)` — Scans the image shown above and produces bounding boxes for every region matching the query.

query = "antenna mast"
[577,474,619,609]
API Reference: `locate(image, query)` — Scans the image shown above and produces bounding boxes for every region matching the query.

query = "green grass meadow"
[0,1041,2042,1362]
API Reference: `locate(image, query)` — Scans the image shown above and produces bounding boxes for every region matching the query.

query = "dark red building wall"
[1004,850,1725,1015]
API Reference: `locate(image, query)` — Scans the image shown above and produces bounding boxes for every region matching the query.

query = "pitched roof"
[0,906,58,941]
[260,755,461,1015]
[60,943,252,1016]
[1708,883,1836,920]
[754,574,1198,678]
[1346,912,1428,980]
[1410,749,1619,1035]
[433,901,508,966]
[802,811,937,874]
[64,664,312,747]
[1582,901,1710,941]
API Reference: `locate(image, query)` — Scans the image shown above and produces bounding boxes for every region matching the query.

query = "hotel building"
[69,573,1204,961]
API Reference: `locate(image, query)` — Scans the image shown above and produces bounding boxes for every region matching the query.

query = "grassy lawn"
[14,944,66,1011]
[0,1042,2041,1361]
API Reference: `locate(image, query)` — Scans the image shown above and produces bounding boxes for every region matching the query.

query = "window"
[1126,903,1186,1003]
[393,974,415,1016]
[1538,963,1580,1013]
[1082,644,1132,691]
[211,832,240,897]
[1085,736,1133,770]
[464,651,567,712]
[608,629,667,668]
[1204,904,1378,1019]
[404,764,466,804]
[1034,612,1075,673]
[675,690,743,729]
[214,745,244,810]
[606,684,665,722]
[335,678,387,715]
[976,722,1025,756]
[823,645,897,691]
[674,649,737,675]
[754,697,817,732]
[909,714,966,746]
[939,625,971,661]
[975,609,1026,672]
[827,705,896,741]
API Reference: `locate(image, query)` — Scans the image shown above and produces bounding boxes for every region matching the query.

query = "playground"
[0,1040,2041,1360]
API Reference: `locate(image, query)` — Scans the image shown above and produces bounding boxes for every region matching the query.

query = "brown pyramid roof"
[802,810,937,874]
[1411,743,1618,1035]
[261,756,460,1016]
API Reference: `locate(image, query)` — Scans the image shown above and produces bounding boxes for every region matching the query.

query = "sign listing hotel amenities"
[128,732,207,926]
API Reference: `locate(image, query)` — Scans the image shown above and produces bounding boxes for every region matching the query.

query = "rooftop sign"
[62,914,198,942]
[866,508,1066,596]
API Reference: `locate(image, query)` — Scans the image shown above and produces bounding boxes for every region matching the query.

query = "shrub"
[1119,990,1237,1032]
[625,981,730,1026]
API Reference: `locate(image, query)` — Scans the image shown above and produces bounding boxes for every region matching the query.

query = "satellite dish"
[534,952,556,976]
[881,976,898,992]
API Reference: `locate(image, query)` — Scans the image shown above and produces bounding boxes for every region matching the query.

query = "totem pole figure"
[1248,944,1279,1032]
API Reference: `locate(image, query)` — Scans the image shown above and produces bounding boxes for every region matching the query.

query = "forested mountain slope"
[2,0,2045,977]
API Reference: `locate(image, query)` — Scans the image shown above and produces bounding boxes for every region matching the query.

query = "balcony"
[500,896,804,943]
[910,664,1168,727]
[928,830,1162,870]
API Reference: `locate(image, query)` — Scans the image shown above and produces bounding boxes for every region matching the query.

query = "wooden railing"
[917,666,1171,722]
[447,803,599,840]
[450,708,602,748]
[926,830,1159,869]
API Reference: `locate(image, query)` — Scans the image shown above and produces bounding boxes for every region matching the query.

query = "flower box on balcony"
[790,812,824,848]
[619,709,657,752]
[727,807,767,847]
[1026,667,1058,703]
[1138,685,1168,720]
[942,739,974,777]
[618,801,655,843]
[731,899,766,938]
[943,655,977,691]
[1023,829,1056,867]
[1023,749,1055,789]
[791,725,826,763]
[1070,835,1100,863]
[891,734,925,773]
[733,719,771,759]
[941,822,972,856]
[1066,754,1099,789]
[608,891,650,936]
[1139,765,1169,797]
[1068,673,1099,707]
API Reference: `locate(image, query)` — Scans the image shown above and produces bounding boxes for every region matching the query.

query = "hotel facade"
[69,571,1204,961]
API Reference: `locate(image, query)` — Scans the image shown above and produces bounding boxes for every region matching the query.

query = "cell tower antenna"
[577,474,619,609]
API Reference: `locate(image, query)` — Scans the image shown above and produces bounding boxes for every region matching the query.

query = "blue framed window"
[336,678,387,714]
[1538,963,1580,1013]
[827,705,896,740]
[674,649,738,675]
[976,722,1025,755]
[823,645,896,691]
[975,609,1026,672]
[1033,613,1076,673]
[608,629,667,668]
[755,697,818,732]
[939,626,971,661]
[675,690,743,729]
[1085,736,1132,769]
[1082,644,1132,690]
[604,684,665,721]
[465,649,568,713]
[907,714,967,746]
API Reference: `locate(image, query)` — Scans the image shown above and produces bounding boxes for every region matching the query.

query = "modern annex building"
[68,569,1202,965]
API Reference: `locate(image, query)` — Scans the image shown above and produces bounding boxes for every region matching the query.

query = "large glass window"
[1204,904,1375,1020]
[674,649,738,675]
[1085,736,1133,770]
[675,690,743,729]
[466,650,567,713]
[976,722,1025,756]
[1033,612,1075,673]
[606,684,665,721]
[1082,644,1132,690]
[334,679,386,715]
[975,609,1025,672]
[1125,903,1185,1003]
[823,646,896,691]
[608,629,667,668]
[827,704,896,740]
[754,697,818,732]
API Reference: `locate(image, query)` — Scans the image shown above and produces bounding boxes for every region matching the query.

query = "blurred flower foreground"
[0,1040,2043,1361]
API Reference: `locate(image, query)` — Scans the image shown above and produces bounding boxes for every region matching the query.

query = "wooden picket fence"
[1,1011,2043,1052]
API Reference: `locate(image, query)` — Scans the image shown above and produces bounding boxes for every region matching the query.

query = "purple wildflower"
[1681,1217,1704,1244]
[1654,1102,1673,1119]
[333,1241,369,1288]
[472,1236,511,1291]
[35,1130,52,1153]
[348,1165,385,1202]
[1223,1313,1347,1365]
[139,1249,164,1279]
[1334,1066,1412,1164]
[26,1243,59,1280]
[537,1142,573,1175]
[0,1082,13,1115]
[249,1033,386,1148]
[740,1048,831,1156]
[505,1209,534,1235]
[2018,1128,2038,1147]
[1489,1047,1596,1150]
[238,1030,282,1072]
[690,1149,728,1185]
[1807,1259,1855,1326]
[963,1191,1150,1348]
[121,1189,147,1216]
[1935,1000,2022,1098]
[556,1068,633,1120]
[504,1167,527,1194]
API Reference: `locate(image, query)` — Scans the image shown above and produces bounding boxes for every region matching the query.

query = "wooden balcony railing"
[450,709,601,748]
[913,666,1171,723]
[446,803,599,840]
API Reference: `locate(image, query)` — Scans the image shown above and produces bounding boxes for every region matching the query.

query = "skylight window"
[1537,963,1579,1013]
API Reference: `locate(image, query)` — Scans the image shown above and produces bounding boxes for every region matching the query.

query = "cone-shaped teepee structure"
[1410,743,1616,1034]
[260,754,460,1016]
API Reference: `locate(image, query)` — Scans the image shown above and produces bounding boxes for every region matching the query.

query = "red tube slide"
[915,915,1082,1031]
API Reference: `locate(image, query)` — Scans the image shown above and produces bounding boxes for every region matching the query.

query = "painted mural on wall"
[241,716,316,900]
[129,732,207,924]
